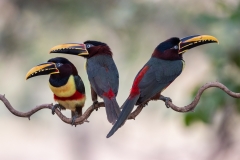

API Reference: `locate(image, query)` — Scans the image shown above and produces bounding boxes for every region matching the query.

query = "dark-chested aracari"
[107,35,219,138]
[26,57,86,125]
[49,41,120,124]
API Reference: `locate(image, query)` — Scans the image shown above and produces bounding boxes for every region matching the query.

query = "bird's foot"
[92,101,99,111]
[159,95,172,108]
[52,104,65,115]
[143,102,149,107]
[52,104,60,115]
[71,115,78,127]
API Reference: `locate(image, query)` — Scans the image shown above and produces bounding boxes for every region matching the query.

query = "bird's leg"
[142,101,149,107]
[159,95,172,108]
[52,104,65,115]
[91,86,99,111]
[71,107,83,126]
[71,111,79,126]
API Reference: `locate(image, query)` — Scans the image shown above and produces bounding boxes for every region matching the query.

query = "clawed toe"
[92,101,99,111]
[52,104,59,115]
[52,104,65,115]
[71,116,77,126]
[159,95,172,108]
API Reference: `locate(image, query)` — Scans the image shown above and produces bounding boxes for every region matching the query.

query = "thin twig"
[1,81,240,125]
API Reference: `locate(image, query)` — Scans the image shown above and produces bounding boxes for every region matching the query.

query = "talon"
[159,95,172,108]
[52,104,65,115]
[143,102,148,107]
[71,116,77,126]
[92,101,99,111]
[52,104,59,115]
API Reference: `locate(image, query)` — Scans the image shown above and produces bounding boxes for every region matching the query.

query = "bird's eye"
[56,63,63,67]
[86,44,93,48]
[173,45,179,50]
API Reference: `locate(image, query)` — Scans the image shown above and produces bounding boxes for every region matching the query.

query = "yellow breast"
[49,75,76,97]
[56,99,86,111]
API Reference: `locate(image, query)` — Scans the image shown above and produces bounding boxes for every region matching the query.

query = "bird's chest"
[155,59,184,79]
[55,99,85,111]
[49,75,76,98]
[86,55,112,73]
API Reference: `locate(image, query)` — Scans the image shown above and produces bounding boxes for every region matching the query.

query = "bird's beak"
[26,62,59,80]
[179,35,219,54]
[49,43,89,56]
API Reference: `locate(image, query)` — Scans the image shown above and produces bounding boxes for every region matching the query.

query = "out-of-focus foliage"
[185,1,240,125]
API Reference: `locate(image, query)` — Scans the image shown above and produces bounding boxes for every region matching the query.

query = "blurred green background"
[0,0,240,159]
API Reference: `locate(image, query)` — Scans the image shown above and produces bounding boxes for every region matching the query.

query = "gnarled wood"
[1,81,240,125]
[0,94,143,125]
[165,82,240,112]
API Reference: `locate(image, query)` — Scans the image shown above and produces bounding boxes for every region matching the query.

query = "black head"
[47,57,78,76]
[83,40,112,58]
[153,37,182,60]
[26,57,78,80]
[47,57,72,67]
[152,35,219,60]
[84,40,107,49]
[49,41,112,59]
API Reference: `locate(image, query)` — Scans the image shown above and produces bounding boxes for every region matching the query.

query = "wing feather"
[137,58,183,104]
[86,55,119,97]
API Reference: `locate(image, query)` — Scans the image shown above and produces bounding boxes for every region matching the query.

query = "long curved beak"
[49,43,89,56]
[26,62,59,80]
[179,35,219,54]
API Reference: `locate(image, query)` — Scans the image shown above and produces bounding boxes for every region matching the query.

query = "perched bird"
[26,57,86,125]
[49,41,120,124]
[106,34,219,138]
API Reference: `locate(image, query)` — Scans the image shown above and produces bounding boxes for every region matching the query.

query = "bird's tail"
[103,96,121,125]
[106,94,140,138]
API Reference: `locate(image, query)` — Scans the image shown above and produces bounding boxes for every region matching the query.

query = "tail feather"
[103,97,120,124]
[106,95,139,138]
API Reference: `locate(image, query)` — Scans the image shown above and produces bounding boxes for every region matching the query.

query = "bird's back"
[86,55,119,97]
[136,58,183,104]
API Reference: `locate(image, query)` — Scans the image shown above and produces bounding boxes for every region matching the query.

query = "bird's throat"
[49,75,76,98]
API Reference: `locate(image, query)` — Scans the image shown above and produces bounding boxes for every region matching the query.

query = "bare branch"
[166,81,240,112]
[0,81,240,125]
[128,104,144,120]
[0,94,142,125]
[0,94,52,120]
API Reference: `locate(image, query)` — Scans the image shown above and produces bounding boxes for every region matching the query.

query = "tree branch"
[0,94,143,125]
[0,81,240,125]
[166,81,240,112]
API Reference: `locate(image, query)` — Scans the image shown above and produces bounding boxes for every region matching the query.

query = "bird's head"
[49,40,112,58]
[26,57,78,80]
[152,35,219,60]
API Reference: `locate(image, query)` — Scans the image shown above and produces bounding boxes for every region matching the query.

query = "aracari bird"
[26,57,86,125]
[107,34,219,138]
[49,41,120,124]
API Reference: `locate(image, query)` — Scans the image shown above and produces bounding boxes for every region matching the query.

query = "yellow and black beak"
[49,43,89,56]
[179,35,219,54]
[26,62,59,80]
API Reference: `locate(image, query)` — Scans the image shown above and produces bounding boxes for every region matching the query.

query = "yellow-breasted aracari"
[26,57,86,125]
[49,41,120,124]
[106,34,219,138]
